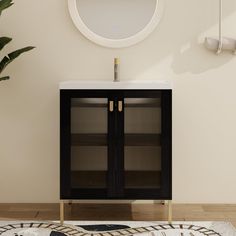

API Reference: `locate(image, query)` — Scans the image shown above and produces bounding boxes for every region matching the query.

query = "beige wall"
[0,0,236,203]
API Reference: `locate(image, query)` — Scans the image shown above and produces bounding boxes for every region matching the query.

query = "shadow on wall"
[170,0,236,74]
[171,39,234,74]
[116,0,236,77]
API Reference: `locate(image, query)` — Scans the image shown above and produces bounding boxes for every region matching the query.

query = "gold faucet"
[114,58,119,82]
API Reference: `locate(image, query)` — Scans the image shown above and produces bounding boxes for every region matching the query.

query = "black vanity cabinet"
[60,89,172,200]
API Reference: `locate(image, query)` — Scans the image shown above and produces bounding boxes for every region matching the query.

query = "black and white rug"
[0,221,235,236]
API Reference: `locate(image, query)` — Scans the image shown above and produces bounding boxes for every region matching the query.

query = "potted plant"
[0,0,34,81]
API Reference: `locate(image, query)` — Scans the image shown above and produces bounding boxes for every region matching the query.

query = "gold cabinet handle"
[118,101,123,112]
[109,101,114,112]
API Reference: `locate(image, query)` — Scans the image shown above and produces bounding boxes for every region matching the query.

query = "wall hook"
[216,0,223,54]
[205,0,236,55]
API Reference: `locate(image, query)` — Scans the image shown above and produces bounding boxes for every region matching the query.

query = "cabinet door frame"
[160,90,172,199]
[60,89,115,199]
[121,90,172,200]
[60,90,71,199]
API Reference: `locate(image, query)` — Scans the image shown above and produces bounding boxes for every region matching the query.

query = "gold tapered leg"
[60,201,64,225]
[168,200,172,224]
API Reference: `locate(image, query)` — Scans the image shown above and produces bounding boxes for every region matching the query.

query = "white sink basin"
[60,80,172,90]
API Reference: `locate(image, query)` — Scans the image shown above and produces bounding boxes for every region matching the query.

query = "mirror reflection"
[76,0,157,39]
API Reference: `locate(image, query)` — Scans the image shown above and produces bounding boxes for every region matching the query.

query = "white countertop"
[59,80,172,90]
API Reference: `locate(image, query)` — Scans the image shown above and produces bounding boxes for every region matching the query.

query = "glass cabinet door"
[70,98,108,193]
[123,96,162,195]
[61,90,171,200]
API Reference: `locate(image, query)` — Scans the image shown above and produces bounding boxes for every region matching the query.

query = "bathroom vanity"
[60,80,172,223]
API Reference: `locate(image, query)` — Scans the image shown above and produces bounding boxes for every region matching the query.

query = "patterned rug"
[0,221,235,236]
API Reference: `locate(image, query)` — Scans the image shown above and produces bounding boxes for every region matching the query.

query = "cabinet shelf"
[71,171,161,189]
[71,171,106,188]
[71,133,161,146]
[125,171,161,189]
[125,134,161,146]
[71,134,107,146]
[125,98,161,108]
[71,99,107,108]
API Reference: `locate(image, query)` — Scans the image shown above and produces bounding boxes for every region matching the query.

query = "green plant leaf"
[0,46,35,74]
[8,46,35,60]
[0,0,13,16]
[0,0,35,82]
[0,56,9,73]
[0,76,9,81]
[0,37,12,50]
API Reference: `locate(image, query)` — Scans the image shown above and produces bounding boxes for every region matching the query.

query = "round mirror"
[68,0,164,48]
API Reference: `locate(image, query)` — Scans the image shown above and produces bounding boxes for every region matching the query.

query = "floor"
[0,203,235,227]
